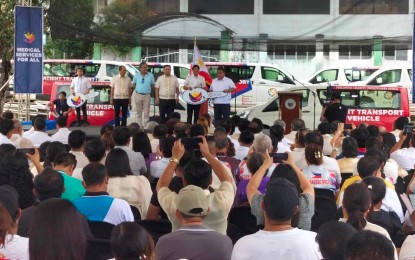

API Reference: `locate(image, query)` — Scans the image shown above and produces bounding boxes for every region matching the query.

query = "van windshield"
[317,89,401,109]
[44,63,101,77]
[56,85,111,105]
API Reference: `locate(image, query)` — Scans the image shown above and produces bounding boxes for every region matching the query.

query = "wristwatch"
[169,157,180,165]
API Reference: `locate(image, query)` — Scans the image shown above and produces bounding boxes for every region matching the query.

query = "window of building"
[142,45,180,63]
[338,45,373,59]
[340,0,408,14]
[147,0,180,14]
[384,45,408,60]
[267,44,316,60]
[263,0,330,14]
[189,0,254,14]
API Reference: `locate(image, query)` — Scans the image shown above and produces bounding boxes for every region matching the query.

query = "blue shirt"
[73,192,134,225]
[132,72,155,94]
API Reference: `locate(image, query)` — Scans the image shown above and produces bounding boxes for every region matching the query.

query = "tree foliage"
[0,0,16,113]
[46,0,94,58]
[96,0,152,54]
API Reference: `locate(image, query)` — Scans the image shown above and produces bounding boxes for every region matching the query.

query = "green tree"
[96,0,152,55]
[0,0,16,113]
[47,0,94,58]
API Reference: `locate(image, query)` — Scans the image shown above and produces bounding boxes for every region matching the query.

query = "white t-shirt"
[400,235,415,260]
[210,77,236,104]
[0,234,29,260]
[25,131,52,148]
[0,133,14,146]
[51,128,71,145]
[231,228,321,260]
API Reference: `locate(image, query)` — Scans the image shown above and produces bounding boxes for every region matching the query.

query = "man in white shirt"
[0,185,29,260]
[26,117,52,148]
[0,117,16,146]
[183,64,206,124]
[235,130,254,161]
[113,126,147,176]
[51,116,71,145]
[210,66,236,124]
[285,118,305,144]
[390,130,415,171]
[70,67,92,127]
[10,119,34,148]
[68,130,89,169]
[155,65,179,124]
[231,178,320,259]
[110,65,133,127]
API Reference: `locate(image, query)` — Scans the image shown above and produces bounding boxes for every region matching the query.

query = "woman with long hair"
[132,132,156,173]
[362,176,405,248]
[302,143,341,197]
[0,151,35,209]
[341,182,394,246]
[106,148,152,218]
[29,199,87,260]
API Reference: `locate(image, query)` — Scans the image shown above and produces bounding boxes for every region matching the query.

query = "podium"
[278,92,302,134]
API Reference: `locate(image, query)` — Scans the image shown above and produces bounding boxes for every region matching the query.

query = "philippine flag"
[191,42,213,115]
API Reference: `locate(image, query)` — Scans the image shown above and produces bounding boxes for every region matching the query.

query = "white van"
[205,62,302,108]
[236,85,410,131]
[354,64,412,89]
[304,66,379,86]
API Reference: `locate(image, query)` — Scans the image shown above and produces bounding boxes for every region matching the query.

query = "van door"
[256,66,296,105]
[309,69,339,85]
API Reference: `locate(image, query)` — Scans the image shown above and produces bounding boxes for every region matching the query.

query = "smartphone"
[181,137,202,150]
[17,148,35,155]
[270,153,288,163]
[344,124,353,130]
[403,125,414,135]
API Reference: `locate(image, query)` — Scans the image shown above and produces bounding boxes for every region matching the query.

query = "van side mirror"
[376,77,383,84]
[277,75,284,82]
[316,76,322,82]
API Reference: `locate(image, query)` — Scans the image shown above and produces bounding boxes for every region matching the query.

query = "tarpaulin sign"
[14,6,43,94]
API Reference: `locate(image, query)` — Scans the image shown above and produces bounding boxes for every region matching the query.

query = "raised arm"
[390,131,405,154]
[246,151,273,205]
[199,136,232,184]
[156,140,185,192]
[284,152,314,198]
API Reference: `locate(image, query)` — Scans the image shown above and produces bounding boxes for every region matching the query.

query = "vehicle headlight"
[237,109,252,118]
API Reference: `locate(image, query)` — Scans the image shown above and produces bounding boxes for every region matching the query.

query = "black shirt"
[53,98,70,116]
[324,103,348,123]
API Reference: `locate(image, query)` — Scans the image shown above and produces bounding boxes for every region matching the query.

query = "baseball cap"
[176,185,209,217]
[0,185,19,220]
[264,178,298,220]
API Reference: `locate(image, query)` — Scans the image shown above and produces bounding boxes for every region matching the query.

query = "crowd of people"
[1,107,415,260]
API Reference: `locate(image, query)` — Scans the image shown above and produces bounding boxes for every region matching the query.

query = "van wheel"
[360,97,375,108]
